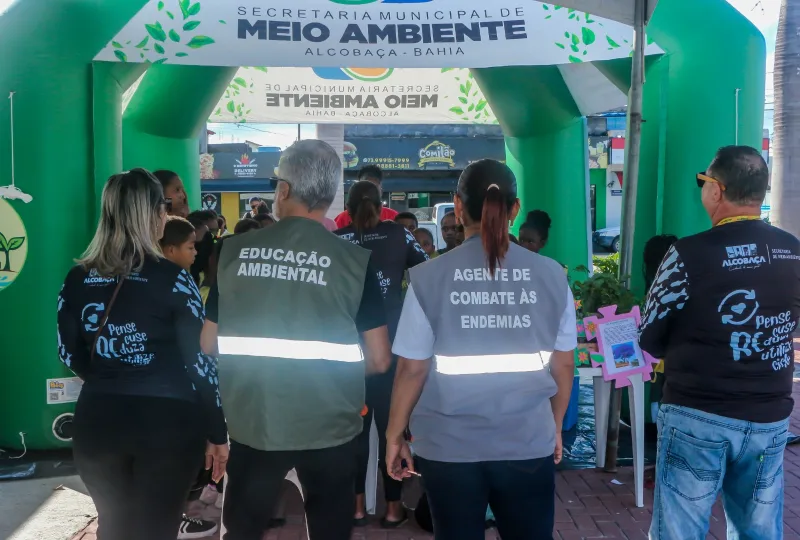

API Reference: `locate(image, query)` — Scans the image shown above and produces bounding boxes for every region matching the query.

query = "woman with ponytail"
[334,180,429,528]
[386,160,578,540]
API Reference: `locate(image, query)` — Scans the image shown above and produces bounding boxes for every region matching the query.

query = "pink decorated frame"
[582,305,658,388]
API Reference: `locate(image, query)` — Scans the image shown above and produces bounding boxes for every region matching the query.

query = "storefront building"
[199,145,281,221]
[342,131,505,219]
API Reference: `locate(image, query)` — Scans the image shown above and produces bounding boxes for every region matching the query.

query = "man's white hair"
[278,139,341,211]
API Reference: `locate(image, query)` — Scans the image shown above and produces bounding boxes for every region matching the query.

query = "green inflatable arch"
[0,0,764,449]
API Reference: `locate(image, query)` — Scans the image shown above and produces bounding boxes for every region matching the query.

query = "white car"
[0,185,32,203]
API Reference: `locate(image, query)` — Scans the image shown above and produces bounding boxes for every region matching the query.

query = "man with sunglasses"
[640,145,800,540]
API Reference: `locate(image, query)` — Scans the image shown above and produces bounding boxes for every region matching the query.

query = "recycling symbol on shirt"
[717,290,759,326]
[81,303,105,332]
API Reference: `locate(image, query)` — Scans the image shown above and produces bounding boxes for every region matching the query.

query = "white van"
[416,203,456,251]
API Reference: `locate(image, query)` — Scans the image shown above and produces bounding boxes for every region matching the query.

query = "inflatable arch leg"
[474,65,592,276]
[645,0,766,240]
[122,65,238,206]
[0,0,147,450]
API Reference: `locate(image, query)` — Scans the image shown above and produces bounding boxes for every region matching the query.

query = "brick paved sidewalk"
[71,433,800,540]
[73,344,800,540]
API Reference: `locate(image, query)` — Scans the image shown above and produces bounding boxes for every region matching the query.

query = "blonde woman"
[56,169,228,540]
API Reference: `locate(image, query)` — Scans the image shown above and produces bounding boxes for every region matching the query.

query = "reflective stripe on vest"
[435,352,550,375]
[218,336,363,363]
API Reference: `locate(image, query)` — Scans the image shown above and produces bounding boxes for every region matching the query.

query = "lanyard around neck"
[716,216,761,227]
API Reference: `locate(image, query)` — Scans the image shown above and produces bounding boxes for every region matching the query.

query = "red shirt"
[334,207,399,229]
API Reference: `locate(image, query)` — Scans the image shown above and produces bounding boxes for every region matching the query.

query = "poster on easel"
[582,305,658,387]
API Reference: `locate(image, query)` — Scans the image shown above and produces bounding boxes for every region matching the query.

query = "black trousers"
[73,393,206,540]
[223,438,357,540]
[355,369,403,502]
[416,455,556,540]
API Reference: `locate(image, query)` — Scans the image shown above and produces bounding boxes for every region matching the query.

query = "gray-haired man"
[205,140,392,540]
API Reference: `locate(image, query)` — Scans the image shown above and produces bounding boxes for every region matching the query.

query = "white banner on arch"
[95,1,661,69]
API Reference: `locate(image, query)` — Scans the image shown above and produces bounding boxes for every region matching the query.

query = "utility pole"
[606,0,646,471]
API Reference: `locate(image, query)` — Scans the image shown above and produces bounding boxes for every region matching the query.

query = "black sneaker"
[177,515,218,539]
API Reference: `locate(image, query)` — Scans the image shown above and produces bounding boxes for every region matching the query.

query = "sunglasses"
[697,173,726,191]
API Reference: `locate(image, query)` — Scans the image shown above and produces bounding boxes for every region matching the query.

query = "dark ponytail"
[457,160,518,275]
[481,185,510,274]
[347,180,381,233]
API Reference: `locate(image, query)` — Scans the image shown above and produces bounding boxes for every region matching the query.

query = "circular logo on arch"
[0,198,28,292]
[330,0,432,4]
[313,67,394,82]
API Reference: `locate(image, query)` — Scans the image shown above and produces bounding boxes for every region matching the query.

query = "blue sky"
[208,0,781,147]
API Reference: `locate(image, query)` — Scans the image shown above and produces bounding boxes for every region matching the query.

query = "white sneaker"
[177,515,218,539]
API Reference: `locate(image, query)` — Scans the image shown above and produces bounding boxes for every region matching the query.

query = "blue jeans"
[416,455,555,540]
[650,405,789,540]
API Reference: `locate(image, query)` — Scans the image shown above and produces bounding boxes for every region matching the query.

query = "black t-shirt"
[334,221,429,336]
[640,220,800,423]
[57,258,227,443]
[206,254,386,333]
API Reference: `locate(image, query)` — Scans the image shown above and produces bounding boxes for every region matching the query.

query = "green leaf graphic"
[169,29,181,42]
[571,33,579,45]
[564,31,570,38]
[112,41,123,48]
[186,35,215,48]
[234,77,247,87]
[555,42,565,49]
[0,232,8,250]
[114,50,128,62]
[468,104,475,112]
[459,84,466,94]
[157,0,164,10]
[606,36,620,48]
[545,15,551,19]
[458,97,468,104]
[154,43,165,54]
[219,20,226,24]
[570,44,579,52]
[153,58,169,65]
[253,66,268,72]
[476,100,487,112]
[135,36,149,48]
[146,23,167,42]
[441,67,454,73]
[449,106,464,115]
[187,2,201,16]
[176,52,189,57]
[183,20,201,31]
[180,0,191,19]
[542,4,549,9]
[215,107,221,115]
[167,11,175,19]
[581,27,596,46]
[227,101,235,113]
[568,55,583,63]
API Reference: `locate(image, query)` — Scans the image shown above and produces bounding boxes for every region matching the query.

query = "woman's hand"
[386,434,415,481]
[554,431,563,464]
[205,442,229,483]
